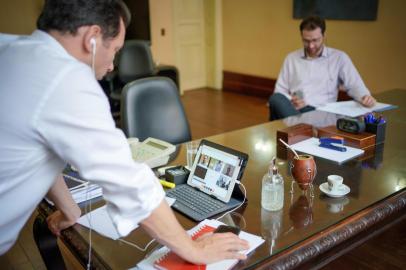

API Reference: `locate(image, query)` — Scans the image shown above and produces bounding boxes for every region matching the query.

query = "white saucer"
[319,182,350,198]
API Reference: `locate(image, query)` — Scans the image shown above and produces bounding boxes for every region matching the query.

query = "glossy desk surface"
[43,89,406,269]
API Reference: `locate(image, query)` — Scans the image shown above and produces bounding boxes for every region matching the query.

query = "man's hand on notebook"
[361,95,376,107]
[187,232,249,264]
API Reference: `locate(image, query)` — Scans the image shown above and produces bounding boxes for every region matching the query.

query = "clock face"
[337,119,365,134]
[339,120,357,131]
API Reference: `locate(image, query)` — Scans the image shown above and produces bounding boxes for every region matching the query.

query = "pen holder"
[365,122,386,144]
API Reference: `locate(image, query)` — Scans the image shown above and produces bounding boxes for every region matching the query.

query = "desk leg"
[33,214,67,270]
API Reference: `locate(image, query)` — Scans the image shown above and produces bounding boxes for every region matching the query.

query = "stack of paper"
[290,137,364,164]
[45,171,103,206]
[316,100,396,117]
[63,173,103,204]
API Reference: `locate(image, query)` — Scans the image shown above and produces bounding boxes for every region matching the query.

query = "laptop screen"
[187,140,247,203]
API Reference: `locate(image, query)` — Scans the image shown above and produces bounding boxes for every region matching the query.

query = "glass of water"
[186,141,199,169]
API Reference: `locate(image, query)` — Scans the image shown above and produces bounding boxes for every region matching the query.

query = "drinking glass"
[186,141,199,169]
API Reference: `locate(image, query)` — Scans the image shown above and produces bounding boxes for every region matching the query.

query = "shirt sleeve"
[338,52,371,101]
[274,56,292,100]
[34,65,165,237]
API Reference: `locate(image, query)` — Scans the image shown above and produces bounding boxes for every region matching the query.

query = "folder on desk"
[317,101,397,117]
[291,137,364,164]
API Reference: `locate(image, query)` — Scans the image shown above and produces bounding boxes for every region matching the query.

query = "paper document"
[317,100,396,117]
[78,205,120,239]
[134,219,264,270]
[77,197,176,240]
[291,137,364,164]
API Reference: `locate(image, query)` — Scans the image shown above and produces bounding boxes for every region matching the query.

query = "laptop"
[166,140,249,221]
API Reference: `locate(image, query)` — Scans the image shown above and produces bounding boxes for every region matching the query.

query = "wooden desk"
[36,89,406,269]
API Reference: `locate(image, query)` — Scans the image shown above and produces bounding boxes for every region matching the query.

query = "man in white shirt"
[268,16,376,120]
[0,0,248,264]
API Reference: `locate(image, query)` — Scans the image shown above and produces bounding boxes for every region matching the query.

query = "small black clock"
[336,118,366,134]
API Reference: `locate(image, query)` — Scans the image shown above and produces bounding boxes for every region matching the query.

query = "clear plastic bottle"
[261,157,284,211]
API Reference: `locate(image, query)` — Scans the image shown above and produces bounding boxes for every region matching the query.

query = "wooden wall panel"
[223,71,276,99]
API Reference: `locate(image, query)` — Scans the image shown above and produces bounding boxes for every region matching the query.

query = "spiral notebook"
[135,219,264,270]
[155,224,215,270]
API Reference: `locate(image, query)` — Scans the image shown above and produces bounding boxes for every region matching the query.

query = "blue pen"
[366,113,375,124]
[364,114,369,123]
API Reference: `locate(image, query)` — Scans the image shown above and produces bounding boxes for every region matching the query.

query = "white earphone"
[90,37,97,57]
[90,37,96,75]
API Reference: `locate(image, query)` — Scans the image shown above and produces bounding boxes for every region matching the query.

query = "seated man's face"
[301,27,324,58]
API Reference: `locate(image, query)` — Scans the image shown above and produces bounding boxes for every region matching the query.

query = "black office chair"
[101,40,180,119]
[121,77,191,145]
[109,40,155,101]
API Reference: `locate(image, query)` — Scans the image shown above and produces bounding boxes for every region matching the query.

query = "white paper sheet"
[291,137,364,164]
[77,197,176,240]
[78,205,120,239]
[316,100,396,117]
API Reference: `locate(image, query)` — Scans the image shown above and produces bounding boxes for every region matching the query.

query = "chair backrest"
[117,40,155,84]
[121,77,191,145]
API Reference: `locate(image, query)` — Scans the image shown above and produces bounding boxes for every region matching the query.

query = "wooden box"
[317,125,376,149]
[276,124,314,147]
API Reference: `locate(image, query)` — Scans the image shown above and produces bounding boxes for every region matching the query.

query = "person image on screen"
[215,161,223,172]
[0,0,249,263]
[268,16,376,120]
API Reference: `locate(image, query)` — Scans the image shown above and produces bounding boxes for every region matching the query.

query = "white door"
[173,0,206,92]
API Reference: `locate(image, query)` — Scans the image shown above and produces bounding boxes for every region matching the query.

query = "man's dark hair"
[37,0,131,39]
[300,16,326,35]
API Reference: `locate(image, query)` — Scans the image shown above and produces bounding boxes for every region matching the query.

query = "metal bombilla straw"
[279,139,300,159]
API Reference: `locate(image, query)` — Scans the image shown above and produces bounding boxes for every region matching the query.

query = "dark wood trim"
[222,71,276,99]
[251,190,406,270]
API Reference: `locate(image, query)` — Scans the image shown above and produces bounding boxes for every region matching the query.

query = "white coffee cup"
[327,175,344,193]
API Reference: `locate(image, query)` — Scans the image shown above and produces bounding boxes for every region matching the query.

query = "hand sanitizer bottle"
[261,157,284,211]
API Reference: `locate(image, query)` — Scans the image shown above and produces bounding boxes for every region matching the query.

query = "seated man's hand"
[46,210,79,237]
[291,95,306,110]
[187,232,249,265]
[361,95,376,107]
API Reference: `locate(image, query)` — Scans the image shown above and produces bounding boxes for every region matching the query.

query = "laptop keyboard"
[166,185,227,220]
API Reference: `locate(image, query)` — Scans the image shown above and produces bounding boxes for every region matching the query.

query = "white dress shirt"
[274,47,370,107]
[0,31,165,254]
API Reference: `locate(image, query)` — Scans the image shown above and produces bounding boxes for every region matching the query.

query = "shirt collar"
[30,30,74,60]
[301,46,328,59]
